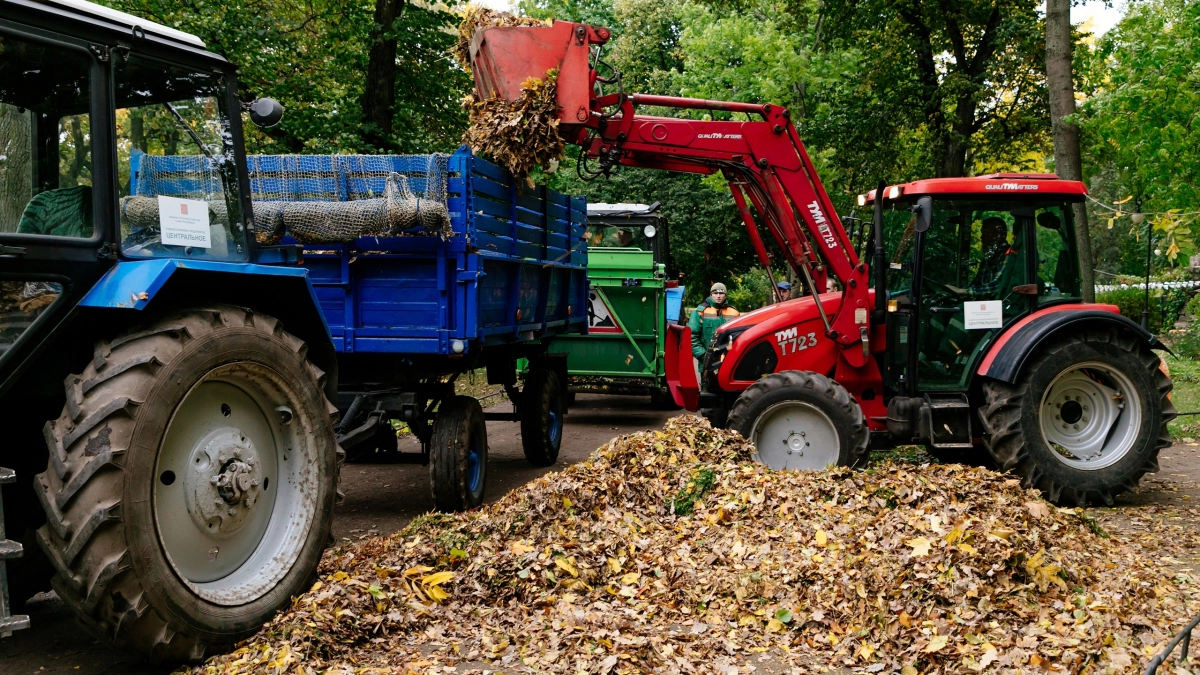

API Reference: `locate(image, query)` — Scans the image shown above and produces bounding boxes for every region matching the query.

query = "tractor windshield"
[114,53,248,261]
[584,223,654,251]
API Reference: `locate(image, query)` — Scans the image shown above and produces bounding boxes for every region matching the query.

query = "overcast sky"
[472,0,1128,35]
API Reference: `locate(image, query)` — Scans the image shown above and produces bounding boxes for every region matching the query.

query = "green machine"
[542,203,686,404]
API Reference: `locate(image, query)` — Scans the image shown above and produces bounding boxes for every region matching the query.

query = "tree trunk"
[0,105,32,232]
[1046,0,1095,301]
[361,0,405,151]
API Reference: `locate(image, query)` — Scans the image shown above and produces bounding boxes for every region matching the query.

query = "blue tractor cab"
[0,0,339,661]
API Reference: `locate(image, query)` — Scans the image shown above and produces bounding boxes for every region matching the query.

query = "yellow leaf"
[421,571,454,587]
[426,585,449,602]
[310,581,324,592]
[607,557,622,573]
[766,618,784,633]
[958,543,978,555]
[925,634,949,653]
[563,497,572,508]
[554,557,579,578]
[815,530,828,547]
[858,643,875,661]
[331,571,348,581]
[620,571,640,585]
[901,667,918,675]
[907,537,932,557]
[511,541,536,555]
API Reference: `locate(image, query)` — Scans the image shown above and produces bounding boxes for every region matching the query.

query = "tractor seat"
[16,185,93,238]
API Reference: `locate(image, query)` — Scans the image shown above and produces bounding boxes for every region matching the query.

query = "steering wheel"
[923,277,965,308]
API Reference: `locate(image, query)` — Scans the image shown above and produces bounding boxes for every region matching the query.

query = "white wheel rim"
[1039,360,1142,471]
[749,400,841,470]
[154,362,319,605]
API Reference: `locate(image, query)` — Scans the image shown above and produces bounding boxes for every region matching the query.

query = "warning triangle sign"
[586,288,623,334]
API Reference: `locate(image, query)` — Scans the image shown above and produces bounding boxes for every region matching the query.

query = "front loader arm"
[469,23,872,365]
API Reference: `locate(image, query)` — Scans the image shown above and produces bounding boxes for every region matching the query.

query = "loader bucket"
[469,21,611,126]
[665,323,700,410]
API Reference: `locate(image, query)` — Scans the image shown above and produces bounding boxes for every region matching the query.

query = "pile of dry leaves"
[455,7,566,182]
[190,417,1198,674]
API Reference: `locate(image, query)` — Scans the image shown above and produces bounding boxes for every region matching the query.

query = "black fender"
[976,306,1166,385]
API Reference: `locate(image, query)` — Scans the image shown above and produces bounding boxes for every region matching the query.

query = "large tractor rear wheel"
[33,305,340,662]
[980,329,1173,505]
[727,371,870,470]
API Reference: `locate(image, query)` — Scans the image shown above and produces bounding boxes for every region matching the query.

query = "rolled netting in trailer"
[247,154,451,244]
[125,153,451,245]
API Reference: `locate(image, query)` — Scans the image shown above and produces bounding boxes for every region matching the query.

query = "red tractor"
[468,21,1174,504]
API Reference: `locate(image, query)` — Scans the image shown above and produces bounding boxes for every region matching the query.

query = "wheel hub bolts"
[184,429,264,535]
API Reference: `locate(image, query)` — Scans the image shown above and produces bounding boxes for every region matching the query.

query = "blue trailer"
[134,148,589,510]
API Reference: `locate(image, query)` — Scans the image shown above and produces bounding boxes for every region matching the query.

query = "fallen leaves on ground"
[189,416,1200,674]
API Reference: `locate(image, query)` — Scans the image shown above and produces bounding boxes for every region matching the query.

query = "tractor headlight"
[887,185,903,200]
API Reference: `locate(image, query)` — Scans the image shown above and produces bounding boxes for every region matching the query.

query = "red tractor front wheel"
[727,371,870,471]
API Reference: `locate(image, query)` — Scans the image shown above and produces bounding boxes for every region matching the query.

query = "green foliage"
[672,467,715,515]
[725,267,778,312]
[100,0,468,154]
[1078,0,1200,275]
[1078,0,1200,215]
[1094,285,1192,335]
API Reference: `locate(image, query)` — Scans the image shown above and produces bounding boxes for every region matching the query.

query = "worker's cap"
[776,281,792,290]
[710,282,727,294]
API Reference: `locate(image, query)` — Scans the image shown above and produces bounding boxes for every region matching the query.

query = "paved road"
[0,394,676,675]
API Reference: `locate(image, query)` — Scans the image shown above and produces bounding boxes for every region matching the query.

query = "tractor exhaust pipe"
[872,180,887,319]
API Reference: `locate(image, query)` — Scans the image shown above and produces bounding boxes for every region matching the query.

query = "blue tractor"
[0,0,341,662]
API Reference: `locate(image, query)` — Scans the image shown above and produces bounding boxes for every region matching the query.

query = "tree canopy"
[97,0,1200,298]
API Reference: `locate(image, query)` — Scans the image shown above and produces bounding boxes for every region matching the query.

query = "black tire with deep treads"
[430,396,488,511]
[980,328,1173,506]
[727,370,870,468]
[33,305,340,663]
[520,369,563,467]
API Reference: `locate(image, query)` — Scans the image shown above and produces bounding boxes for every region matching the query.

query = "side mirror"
[912,196,932,233]
[247,98,283,128]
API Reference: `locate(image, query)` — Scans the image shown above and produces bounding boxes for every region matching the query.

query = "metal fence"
[1146,611,1200,674]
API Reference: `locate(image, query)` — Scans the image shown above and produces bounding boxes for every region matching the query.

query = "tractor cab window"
[899,200,1036,390]
[584,223,653,251]
[0,33,95,239]
[1033,205,1081,304]
[114,54,247,260]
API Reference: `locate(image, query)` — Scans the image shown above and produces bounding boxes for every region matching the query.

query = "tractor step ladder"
[0,467,30,636]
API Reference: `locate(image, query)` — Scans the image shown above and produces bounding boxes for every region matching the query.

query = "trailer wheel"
[33,305,339,663]
[520,369,563,467]
[980,329,1172,505]
[728,371,869,471]
[430,396,488,511]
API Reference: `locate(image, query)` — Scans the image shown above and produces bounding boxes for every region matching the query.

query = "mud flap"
[665,324,700,410]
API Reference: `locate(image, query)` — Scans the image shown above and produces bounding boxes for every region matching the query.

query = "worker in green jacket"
[688,282,740,360]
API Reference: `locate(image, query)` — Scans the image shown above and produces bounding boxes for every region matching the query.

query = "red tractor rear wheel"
[980,329,1173,505]
[727,371,869,470]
